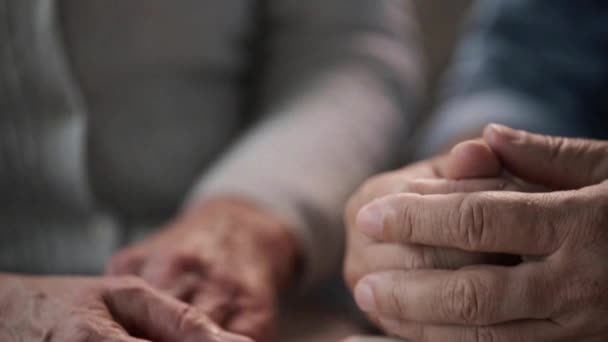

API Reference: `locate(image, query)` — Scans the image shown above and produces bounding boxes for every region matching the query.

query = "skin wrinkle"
[455,195,474,251]
[463,196,485,252]
[346,126,608,340]
[388,274,409,320]
[396,196,417,245]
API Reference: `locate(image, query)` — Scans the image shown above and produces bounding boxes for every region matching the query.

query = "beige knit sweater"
[0,0,424,286]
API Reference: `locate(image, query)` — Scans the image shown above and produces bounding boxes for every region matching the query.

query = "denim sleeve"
[417,0,608,157]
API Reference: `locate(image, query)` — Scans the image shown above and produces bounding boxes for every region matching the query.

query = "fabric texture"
[417,0,608,157]
[0,0,424,285]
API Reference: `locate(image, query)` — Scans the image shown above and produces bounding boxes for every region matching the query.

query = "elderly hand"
[0,273,251,342]
[344,136,528,292]
[107,198,299,342]
[353,125,608,341]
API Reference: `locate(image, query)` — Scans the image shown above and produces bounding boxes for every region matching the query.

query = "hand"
[352,125,608,341]
[107,198,299,341]
[0,273,251,342]
[344,138,522,292]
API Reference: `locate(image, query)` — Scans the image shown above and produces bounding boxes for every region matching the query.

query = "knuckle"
[396,202,416,242]
[560,191,608,249]
[456,196,488,250]
[545,138,608,186]
[387,280,408,317]
[441,277,487,324]
[561,272,608,314]
[545,135,567,164]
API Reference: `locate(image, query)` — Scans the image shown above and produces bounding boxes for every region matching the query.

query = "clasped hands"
[345,124,608,341]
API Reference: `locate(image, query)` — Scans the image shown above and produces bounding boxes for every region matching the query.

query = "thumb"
[483,124,608,189]
[442,139,502,180]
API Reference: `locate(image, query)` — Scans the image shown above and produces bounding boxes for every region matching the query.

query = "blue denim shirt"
[418,0,608,157]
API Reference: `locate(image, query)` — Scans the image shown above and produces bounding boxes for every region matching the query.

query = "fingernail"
[485,124,521,144]
[354,280,377,312]
[356,205,384,237]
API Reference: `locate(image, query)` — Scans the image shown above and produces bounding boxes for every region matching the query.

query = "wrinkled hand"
[344,138,523,292]
[0,274,251,342]
[107,198,299,342]
[353,125,608,341]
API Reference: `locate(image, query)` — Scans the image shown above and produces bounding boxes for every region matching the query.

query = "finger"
[354,265,556,326]
[357,190,571,255]
[346,167,436,226]
[348,175,525,233]
[139,254,204,298]
[344,240,494,289]
[405,177,529,194]
[226,305,276,342]
[484,124,608,189]
[210,276,276,341]
[191,279,238,324]
[106,249,145,276]
[103,278,251,342]
[346,153,502,228]
[90,316,153,342]
[377,319,561,342]
[444,139,502,180]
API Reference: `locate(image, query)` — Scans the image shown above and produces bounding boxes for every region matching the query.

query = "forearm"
[186,0,425,287]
